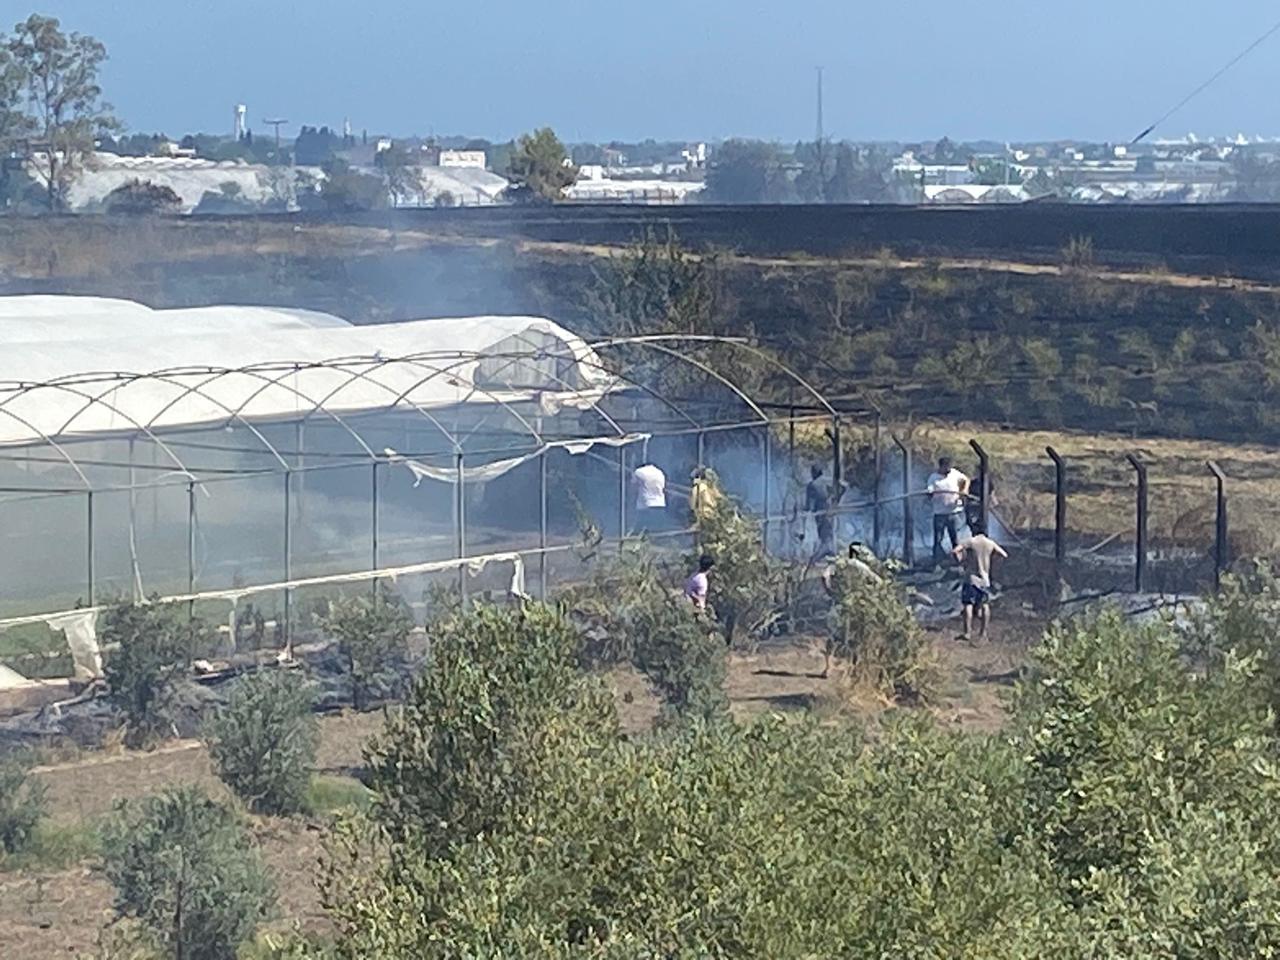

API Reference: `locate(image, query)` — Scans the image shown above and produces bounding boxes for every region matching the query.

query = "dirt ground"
[1,615,1035,960]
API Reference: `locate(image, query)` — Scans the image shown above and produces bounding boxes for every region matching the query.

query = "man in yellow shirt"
[689,467,720,523]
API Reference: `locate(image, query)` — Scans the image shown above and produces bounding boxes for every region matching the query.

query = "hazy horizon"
[21,1,1280,146]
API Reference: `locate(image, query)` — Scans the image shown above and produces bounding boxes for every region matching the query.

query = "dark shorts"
[961,582,989,609]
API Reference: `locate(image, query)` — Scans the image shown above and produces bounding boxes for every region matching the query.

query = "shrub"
[103,178,183,215]
[1061,234,1095,270]
[0,750,47,855]
[322,587,1280,957]
[327,716,1055,959]
[102,787,274,960]
[206,670,318,816]
[569,546,727,723]
[825,553,930,697]
[102,601,200,747]
[689,468,785,643]
[363,602,617,854]
[324,591,413,711]
[1013,610,1280,897]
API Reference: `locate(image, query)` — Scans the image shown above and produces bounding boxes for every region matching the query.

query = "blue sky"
[18,1,1280,144]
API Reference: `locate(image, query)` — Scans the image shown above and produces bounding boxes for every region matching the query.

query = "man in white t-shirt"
[925,456,969,567]
[632,462,667,535]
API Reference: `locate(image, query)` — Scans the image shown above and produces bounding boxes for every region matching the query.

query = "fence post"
[1207,460,1228,592]
[873,411,883,555]
[831,415,843,492]
[1126,453,1148,593]
[540,449,549,598]
[788,405,796,468]
[762,424,772,553]
[127,437,138,602]
[456,452,467,597]
[86,490,94,606]
[617,445,627,547]
[187,481,196,622]
[1046,446,1066,565]
[968,438,990,532]
[371,462,380,588]
[893,434,913,567]
[283,470,292,655]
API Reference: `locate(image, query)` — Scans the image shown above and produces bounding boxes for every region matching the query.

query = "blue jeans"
[932,512,961,565]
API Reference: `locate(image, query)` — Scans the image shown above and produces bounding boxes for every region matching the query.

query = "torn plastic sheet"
[47,609,102,680]
[0,551,529,680]
[384,432,652,487]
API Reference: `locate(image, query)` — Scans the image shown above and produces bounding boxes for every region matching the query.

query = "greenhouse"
[0,296,860,684]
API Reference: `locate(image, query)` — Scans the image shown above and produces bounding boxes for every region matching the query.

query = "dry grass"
[878,419,1280,549]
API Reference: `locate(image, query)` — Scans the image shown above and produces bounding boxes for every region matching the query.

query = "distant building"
[158,141,197,159]
[438,149,486,169]
[681,143,707,170]
[564,177,704,204]
[892,152,974,185]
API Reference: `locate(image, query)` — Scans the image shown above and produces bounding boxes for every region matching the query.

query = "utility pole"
[816,66,824,145]
[815,66,827,200]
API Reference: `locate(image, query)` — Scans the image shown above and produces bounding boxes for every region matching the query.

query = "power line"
[1132,15,1280,143]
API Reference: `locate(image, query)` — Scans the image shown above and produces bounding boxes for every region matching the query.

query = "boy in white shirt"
[926,456,969,568]
[685,554,714,612]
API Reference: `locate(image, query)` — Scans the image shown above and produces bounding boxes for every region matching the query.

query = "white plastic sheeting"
[0,296,615,448]
[384,433,651,486]
[48,152,311,213]
[0,295,350,342]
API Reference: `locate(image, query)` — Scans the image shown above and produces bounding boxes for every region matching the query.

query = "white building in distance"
[438,149,486,169]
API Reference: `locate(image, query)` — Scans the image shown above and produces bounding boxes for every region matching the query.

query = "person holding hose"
[926,456,969,568]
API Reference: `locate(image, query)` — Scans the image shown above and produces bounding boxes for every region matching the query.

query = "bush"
[102,601,200,747]
[825,552,930,697]
[569,546,727,723]
[0,751,47,855]
[1188,559,1280,698]
[206,670,318,816]
[319,574,1280,957]
[328,716,1054,959]
[318,160,389,212]
[103,178,183,215]
[363,602,617,854]
[689,468,785,643]
[325,591,413,711]
[102,787,274,960]
[1014,609,1280,900]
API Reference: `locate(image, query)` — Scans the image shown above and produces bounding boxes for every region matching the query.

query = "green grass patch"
[0,819,100,872]
[305,775,372,816]
[0,622,65,658]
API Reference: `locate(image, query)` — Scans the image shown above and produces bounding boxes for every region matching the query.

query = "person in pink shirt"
[685,554,715,611]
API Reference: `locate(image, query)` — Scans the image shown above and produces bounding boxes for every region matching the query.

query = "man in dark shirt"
[805,464,835,560]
